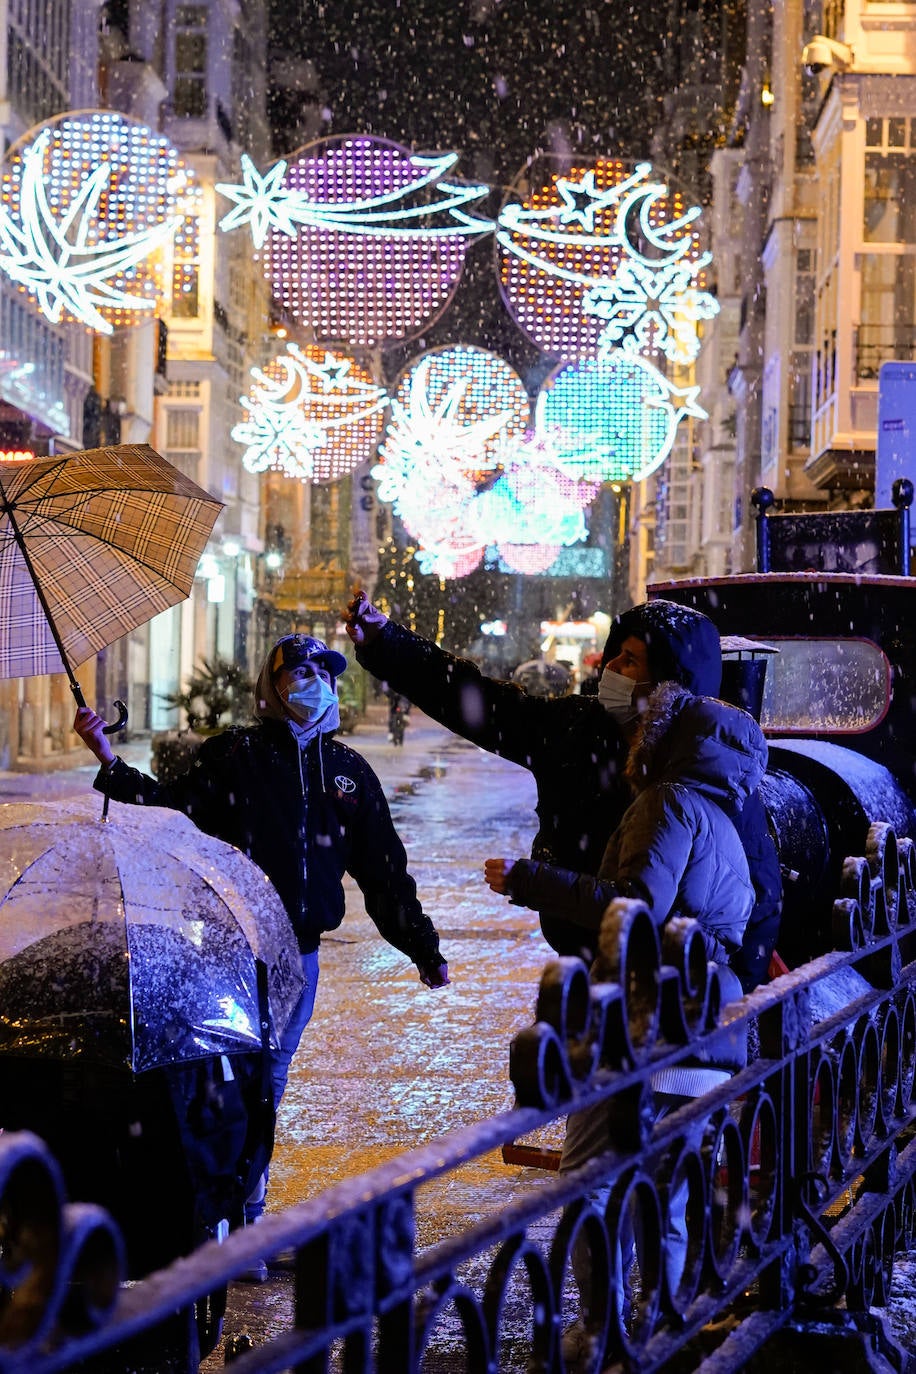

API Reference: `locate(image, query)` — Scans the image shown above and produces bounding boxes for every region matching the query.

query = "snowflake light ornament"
[0,113,199,334]
[231,342,388,484]
[498,156,717,362]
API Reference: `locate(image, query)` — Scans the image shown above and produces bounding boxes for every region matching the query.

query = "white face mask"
[598,670,653,727]
[284,676,337,722]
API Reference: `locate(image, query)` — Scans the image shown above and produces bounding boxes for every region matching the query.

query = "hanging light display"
[535,351,707,484]
[373,346,598,578]
[0,111,200,334]
[497,157,717,362]
[231,341,388,484]
[216,136,492,347]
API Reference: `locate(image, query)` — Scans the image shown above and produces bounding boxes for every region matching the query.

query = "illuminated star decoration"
[535,350,708,485]
[231,342,388,484]
[219,136,493,346]
[216,155,303,249]
[373,346,599,578]
[497,158,717,362]
[0,113,198,334]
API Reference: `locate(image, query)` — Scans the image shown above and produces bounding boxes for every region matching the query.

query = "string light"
[0,112,200,334]
[231,341,387,484]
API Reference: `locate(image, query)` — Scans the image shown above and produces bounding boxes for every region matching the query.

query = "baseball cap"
[270,633,348,679]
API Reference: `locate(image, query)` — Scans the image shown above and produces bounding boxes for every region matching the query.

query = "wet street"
[4,710,916,1369]
[193,705,565,1365]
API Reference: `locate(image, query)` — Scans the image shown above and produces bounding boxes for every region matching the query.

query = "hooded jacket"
[355,600,780,970]
[95,652,443,972]
[504,683,768,963]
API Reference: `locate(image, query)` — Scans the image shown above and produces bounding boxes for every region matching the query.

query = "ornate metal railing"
[2,821,915,1372]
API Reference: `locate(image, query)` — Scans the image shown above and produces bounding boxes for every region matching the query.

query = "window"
[174,5,207,118]
[795,249,815,345]
[864,120,916,243]
[758,638,889,734]
[166,408,200,449]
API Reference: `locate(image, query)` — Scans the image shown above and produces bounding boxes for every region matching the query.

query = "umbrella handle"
[102,699,129,735]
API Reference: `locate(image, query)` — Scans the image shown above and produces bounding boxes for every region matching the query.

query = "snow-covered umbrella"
[0,799,303,1074]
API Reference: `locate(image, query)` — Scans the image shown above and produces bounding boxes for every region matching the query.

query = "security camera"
[802,35,854,74]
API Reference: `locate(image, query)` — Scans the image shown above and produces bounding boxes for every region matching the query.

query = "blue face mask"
[284,676,337,721]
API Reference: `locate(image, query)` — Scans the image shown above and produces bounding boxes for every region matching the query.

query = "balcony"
[856,324,916,382]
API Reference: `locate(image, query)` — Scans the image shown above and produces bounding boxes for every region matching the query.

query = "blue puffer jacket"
[505,683,768,964]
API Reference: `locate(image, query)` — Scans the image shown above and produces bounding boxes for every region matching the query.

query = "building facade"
[655,0,916,588]
[0,0,273,767]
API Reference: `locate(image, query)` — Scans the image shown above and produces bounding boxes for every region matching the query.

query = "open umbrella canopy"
[511,658,572,699]
[0,444,222,685]
[0,798,303,1073]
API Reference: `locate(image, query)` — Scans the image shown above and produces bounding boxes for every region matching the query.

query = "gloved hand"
[345,589,388,646]
[418,961,450,988]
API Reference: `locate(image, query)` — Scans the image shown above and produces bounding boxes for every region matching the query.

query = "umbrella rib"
[8,507,212,587]
[0,455,71,506]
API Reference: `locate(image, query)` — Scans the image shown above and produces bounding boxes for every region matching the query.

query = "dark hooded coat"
[95,652,443,973]
[356,601,781,983]
[503,684,768,963]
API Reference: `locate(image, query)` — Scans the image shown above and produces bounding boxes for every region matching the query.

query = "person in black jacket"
[346,592,782,991]
[74,633,449,1240]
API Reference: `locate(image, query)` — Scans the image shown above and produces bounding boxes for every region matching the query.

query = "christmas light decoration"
[231,342,388,484]
[217,136,490,346]
[373,346,598,578]
[0,112,200,334]
[498,158,717,361]
[535,351,707,484]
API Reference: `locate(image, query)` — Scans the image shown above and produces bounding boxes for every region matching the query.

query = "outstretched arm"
[490,856,621,929]
[344,590,553,767]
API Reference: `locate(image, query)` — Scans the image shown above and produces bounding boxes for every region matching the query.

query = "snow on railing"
[1,821,915,1372]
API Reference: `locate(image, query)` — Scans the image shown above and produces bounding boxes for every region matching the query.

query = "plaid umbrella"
[0,443,222,704]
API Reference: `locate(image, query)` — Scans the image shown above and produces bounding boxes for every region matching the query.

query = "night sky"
[267,0,677,183]
[264,0,727,383]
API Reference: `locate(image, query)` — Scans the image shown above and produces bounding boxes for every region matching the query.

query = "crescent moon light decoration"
[497,157,718,363]
[0,111,200,335]
[231,342,388,484]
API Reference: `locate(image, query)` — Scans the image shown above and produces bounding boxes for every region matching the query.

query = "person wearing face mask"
[346,590,781,988]
[74,633,449,1262]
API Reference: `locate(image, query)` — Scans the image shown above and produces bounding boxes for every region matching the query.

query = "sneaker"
[238,1259,268,1284]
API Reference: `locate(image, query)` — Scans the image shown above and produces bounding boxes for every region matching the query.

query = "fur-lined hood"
[625,681,767,814]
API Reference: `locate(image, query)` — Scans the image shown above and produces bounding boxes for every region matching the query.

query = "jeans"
[245,949,320,1223]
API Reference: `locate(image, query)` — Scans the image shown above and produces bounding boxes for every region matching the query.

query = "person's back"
[346,591,784,975]
[490,683,767,964]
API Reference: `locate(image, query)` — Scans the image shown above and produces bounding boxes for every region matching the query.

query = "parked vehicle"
[654,485,916,967]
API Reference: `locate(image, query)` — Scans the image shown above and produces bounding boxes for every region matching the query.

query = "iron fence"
[1,820,915,1372]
